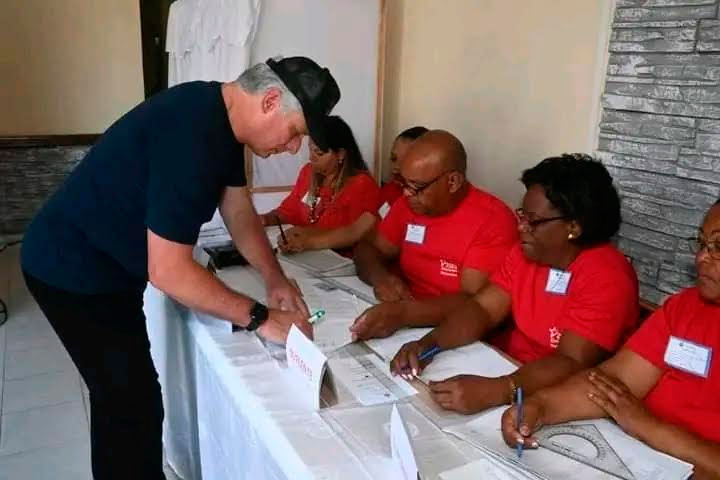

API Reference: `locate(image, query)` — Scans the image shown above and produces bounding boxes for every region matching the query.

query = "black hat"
[266,56,341,151]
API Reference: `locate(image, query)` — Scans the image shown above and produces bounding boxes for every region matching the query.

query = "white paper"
[366,328,434,361]
[265,224,292,250]
[420,342,518,383]
[286,324,328,410]
[439,458,532,480]
[444,408,693,480]
[365,354,418,398]
[391,404,419,480]
[280,249,354,273]
[329,356,399,406]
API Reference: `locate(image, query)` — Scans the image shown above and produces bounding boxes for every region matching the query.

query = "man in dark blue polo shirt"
[20,56,340,480]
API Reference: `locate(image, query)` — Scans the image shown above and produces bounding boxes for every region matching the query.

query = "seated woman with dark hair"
[501,200,720,479]
[391,153,639,415]
[260,116,380,254]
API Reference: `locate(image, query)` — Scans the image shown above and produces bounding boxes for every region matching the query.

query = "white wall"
[249,0,382,187]
[381,0,613,206]
[0,0,144,135]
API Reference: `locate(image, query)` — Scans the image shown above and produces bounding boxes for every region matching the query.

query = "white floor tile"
[5,317,61,353]
[4,344,75,381]
[3,371,83,414]
[0,401,88,456]
[0,440,92,480]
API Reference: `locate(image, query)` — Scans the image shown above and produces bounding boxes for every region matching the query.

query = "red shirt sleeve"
[624,294,676,369]
[378,197,410,247]
[462,207,518,274]
[490,244,523,294]
[562,262,639,352]
[335,173,381,221]
[276,164,312,225]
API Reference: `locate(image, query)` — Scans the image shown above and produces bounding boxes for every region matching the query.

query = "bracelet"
[507,374,518,405]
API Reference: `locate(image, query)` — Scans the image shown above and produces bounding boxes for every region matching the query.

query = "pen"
[417,345,441,362]
[308,310,325,325]
[516,386,524,458]
[276,216,288,244]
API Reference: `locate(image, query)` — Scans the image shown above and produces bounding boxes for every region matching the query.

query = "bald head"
[402,129,467,174]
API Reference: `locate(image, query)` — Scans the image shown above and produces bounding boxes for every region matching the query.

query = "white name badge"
[379,201,391,219]
[545,268,571,295]
[664,336,713,378]
[405,224,426,244]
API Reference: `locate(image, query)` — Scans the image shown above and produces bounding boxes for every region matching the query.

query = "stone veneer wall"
[0,146,90,237]
[598,0,720,305]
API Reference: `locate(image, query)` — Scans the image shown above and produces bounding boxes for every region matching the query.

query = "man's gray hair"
[235,62,302,113]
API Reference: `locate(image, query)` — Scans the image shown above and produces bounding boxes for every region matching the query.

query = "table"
[144,253,497,480]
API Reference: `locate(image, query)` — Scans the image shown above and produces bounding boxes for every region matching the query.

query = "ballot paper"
[280,249,354,274]
[444,407,694,480]
[296,278,370,353]
[328,354,417,406]
[419,342,518,383]
[439,458,541,480]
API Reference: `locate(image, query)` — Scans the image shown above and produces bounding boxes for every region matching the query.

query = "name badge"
[404,224,426,244]
[664,336,713,378]
[545,268,571,295]
[379,201,391,219]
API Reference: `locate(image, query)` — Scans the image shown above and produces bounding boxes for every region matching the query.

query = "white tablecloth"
[144,259,485,480]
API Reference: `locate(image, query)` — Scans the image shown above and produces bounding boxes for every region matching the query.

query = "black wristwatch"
[246,301,269,331]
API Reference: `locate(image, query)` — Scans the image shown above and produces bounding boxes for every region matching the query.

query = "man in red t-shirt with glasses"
[350,130,517,341]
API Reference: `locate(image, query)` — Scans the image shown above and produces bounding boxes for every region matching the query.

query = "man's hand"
[428,375,509,414]
[587,370,660,443]
[257,309,313,344]
[350,302,407,341]
[277,227,312,254]
[501,400,544,450]
[373,274,413,302]
[266,277,309,317]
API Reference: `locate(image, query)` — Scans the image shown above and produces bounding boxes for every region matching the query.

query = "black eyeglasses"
[515,208,567,230]
[688,237,720,260]
[399,171,451,196]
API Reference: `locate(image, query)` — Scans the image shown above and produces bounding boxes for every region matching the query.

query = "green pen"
[308,310,326,325]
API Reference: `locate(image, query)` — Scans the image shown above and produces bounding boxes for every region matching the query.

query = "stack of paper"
[280,249,355,275]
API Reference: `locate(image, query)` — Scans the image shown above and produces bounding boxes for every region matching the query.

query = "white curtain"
[166,0,262,86]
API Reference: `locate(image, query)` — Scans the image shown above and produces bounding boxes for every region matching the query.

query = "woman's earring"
[568,233,575,240]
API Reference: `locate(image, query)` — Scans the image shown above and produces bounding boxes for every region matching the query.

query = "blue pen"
[418,345,441,362]
[516,386,524,458]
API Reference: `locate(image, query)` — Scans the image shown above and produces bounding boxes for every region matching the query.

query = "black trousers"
[23,272,166,480]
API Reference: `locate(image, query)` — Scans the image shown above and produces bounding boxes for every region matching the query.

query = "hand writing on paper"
[349,302,406,341]
[587,370,659,443]
[266,277,309,317]
[501,401,544,450]
[428,375,509,415]
[391,340,432,379]
[257,309,313,344]
[277,227,311,254]
[373,274,414,303]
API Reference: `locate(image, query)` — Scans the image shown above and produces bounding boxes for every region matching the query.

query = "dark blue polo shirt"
[21,81,246,294]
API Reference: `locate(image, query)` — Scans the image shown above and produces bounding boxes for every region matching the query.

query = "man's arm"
[354,228,400,286]
[219,186,308,315]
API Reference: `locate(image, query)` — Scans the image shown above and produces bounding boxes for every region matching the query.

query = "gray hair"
[235,62,302,113]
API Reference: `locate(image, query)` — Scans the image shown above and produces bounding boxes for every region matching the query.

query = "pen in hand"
[516,386,524,458]
[308,310,325,325]
[276,215,288,245]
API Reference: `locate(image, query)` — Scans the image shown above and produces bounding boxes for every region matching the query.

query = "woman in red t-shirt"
[260,116,380,254]
[391,154,639,414]
[501,201,720,478]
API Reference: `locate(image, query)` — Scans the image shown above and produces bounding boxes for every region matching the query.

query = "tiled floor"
[0,246,181,480]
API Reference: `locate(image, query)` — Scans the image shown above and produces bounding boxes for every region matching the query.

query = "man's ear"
[261,87,282,114]
[448,171,464,194]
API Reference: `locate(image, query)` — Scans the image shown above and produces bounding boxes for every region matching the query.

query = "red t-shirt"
[276,163,381,228]
[377,186,517,299]
[490,244,639,364]
[624,288,720,443]
[379,181,403,209]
